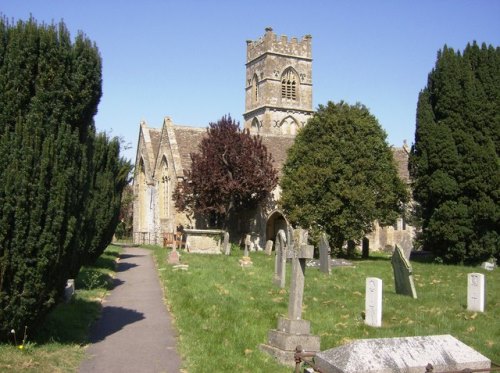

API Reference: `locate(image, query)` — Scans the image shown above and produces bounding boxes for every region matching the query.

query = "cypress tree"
[410,42,499,264]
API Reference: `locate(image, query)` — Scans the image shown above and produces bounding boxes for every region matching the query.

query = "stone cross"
[467,273,485,312]
[273,230,287,288]
[223,231,230,255]
[365,277,382,327]
[391,245,417,298]
[64,279,75,303]
[287,228,314,320]
[319,233,331,274]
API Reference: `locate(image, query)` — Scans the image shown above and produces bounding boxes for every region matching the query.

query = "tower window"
[281,69,297,100]
[252,74,259,103]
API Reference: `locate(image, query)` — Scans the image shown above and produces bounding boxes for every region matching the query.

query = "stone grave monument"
[222,231,230,255]
[168,245,180,265]
[239,233,253,267]
[273,230,287,288]
[467,273,485,312]
[261,228,320,366]
[319,233,331,274]
[64,279,75,303]
[264,240,273,256]
[314,335,490,373]
[365,277,382,327]
[391,245,417,298]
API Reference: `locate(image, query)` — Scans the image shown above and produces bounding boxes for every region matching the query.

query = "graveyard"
[151,245,499,372]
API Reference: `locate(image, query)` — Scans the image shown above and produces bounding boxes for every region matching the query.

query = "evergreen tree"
[410,42,500,264]
[174,115,278,229]
[0,17,128,340]
[280,101,408,253]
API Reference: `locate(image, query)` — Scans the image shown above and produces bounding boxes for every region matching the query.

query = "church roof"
[171,125,206,176]
[148,127,162,163]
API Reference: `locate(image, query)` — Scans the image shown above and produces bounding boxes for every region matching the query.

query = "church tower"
[244,27,313,136]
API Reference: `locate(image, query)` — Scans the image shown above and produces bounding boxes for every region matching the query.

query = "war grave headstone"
[264,240,273,256]
[273,229,287,288]
[314,335,491,373]
[467,273,485,312]
[319,233,331,275]
[223,231,230,255]
[391,245,417,298]
[261,228,320,366]
[365,277,382,327]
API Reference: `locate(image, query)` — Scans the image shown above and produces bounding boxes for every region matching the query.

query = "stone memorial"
[184,229,224,254]
[223,231,230,255]
[64,279,75,303]
[319,233,331,274]
[481,261,495,271]
[314,335,490,373]
[168,247,180,265]
[365,277,382,327]
[391,245,417,298]
[467,273,485,312]
[264,240,273,256]
[261,228,320,366]
[273,230,287,288]
[244,234,251,256]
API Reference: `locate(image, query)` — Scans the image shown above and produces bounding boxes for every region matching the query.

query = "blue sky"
[2,0,499,161]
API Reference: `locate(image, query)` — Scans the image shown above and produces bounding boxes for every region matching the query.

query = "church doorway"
[265,210,289,246]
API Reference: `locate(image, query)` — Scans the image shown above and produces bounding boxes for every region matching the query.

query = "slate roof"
[172,125,207,174]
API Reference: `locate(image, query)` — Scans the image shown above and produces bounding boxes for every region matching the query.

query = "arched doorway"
[265,210,289,246]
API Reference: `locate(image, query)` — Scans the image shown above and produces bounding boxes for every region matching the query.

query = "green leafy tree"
[0,17,127,340]
[410,42,500,264]
[280,101,408,254]
[174,115,278,229]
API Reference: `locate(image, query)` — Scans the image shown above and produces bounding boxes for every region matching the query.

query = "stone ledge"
[267,330,320,352]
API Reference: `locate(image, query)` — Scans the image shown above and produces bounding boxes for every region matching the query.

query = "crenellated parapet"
[246,27,312,63]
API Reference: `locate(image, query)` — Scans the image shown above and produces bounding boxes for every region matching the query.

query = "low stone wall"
[184,229,224,254]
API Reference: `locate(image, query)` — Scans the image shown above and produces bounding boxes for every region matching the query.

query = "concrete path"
[79,247,182,373]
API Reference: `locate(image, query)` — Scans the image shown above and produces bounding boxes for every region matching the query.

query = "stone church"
[133,27,415,253]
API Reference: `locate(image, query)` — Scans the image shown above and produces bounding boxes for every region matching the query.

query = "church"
[132,27,415,253]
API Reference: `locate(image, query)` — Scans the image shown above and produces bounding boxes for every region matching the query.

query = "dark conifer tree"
[410,42,499,264]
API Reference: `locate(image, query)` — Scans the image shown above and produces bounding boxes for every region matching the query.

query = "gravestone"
[314,335,490,373]
[223,231,230,255]
[467,273,485,312]
[244,234,251,256]
[319,233,331,274]
[264,240,273,256]
[168,247,180,265]
[64,279,75,303]
[273,230,287,288]
[481,261,495,271]
[261,228,320,366]
[391,245,417,298]
[365,277,382,327]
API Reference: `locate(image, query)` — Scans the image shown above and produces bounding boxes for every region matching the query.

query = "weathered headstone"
[481,261,495,271]
[319,233,331,274]
[314,335,491,373]
[273,230,287,288]
[391,245,417,298]
[365,277,382,327]
[261,230,320,366]
[244,234,251,256]
[467,273,485,312]
[64,279,75,303]
[264,240,273,256]
[223,231,230,255]
[168,247,180,265]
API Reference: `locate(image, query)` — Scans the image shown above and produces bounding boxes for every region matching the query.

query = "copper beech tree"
[174,115,278,229]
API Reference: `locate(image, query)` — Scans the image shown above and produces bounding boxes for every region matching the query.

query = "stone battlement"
[246,27,312,63]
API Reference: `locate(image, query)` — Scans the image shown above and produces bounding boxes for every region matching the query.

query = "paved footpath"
[79,246,182,373]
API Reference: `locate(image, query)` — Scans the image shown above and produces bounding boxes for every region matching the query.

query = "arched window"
[137,158,148,231]
[252,74,259,103]
[158,157,170,219]
[281,68,298,100]
[251,117,260,133]
[279,116,299,135]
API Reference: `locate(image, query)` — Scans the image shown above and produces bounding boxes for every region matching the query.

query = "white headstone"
[64,279,75,303]
[467,273,485,312]
[365,277,382,327]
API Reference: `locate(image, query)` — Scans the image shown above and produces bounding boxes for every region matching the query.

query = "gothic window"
[281,68,298,100]
[159,157,170,219]
[252,74,259,103]
[251,117,260,133]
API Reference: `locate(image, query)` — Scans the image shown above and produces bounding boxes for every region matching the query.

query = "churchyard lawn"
[152,246,499,373]
[0,245,122,373]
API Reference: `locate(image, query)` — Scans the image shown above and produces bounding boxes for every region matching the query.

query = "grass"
[152,246,500,373]
[0,245,122,373]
